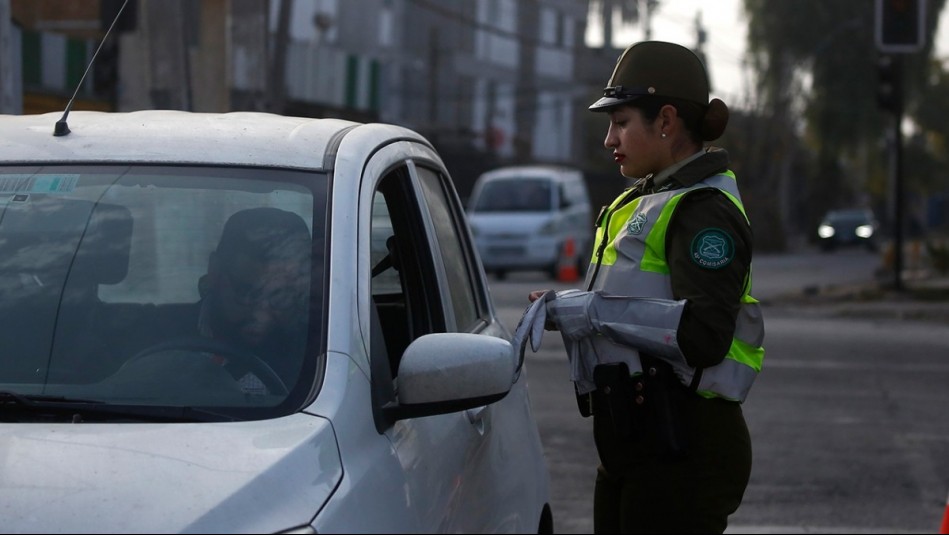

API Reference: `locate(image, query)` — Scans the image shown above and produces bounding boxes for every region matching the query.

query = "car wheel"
[495,269,507,281]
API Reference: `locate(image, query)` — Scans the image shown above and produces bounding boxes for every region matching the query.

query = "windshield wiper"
[0,390,103,406]
[0,391,235,423]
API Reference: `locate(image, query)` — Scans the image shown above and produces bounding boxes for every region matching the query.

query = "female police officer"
[527,40,765,533]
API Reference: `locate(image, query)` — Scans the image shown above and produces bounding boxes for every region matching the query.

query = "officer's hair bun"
[701,98,729,141]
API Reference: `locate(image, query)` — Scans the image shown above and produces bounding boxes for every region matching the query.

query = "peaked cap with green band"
[589,40,710,111]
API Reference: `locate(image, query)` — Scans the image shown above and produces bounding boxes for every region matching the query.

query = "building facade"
[7,0,599,176]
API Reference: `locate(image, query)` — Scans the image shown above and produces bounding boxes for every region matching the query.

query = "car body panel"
[469,212,566,269]
[467,165,591,276]
[0,111,357,170]
[320,132,543,532]
[0,414,340,533]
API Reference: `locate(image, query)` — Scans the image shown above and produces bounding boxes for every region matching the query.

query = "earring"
[661,133,667,138]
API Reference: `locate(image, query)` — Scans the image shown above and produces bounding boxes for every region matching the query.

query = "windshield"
[0,165,326,421]
[826,209,874,224]
[471,178,553,213]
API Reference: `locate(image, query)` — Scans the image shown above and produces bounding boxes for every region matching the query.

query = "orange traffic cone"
[940,491,949,534]
[557,237,580,282]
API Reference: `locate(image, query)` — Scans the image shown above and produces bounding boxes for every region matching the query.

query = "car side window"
[370,166,444,376]
[559,182,571,209]
[414,165,483,332]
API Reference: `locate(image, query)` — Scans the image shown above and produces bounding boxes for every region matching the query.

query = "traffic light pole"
[875,0,925,292]
[877,53,905,291]
[889,56,904,292]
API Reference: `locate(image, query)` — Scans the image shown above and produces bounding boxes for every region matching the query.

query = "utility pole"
[693,12,707,75]
[144,0,191,110]
[515,2,538,161]
[875,0,925,291]
[428,27,439,127]
[600,0,612,49]
[268,0,292,114]
[0,0,20,114]
[643,0,657,40]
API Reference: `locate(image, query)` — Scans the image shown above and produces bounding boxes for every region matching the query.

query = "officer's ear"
[657,104,680,136]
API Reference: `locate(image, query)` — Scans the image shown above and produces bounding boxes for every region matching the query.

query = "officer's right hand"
[528,289,558,331]
[528,289,552,303]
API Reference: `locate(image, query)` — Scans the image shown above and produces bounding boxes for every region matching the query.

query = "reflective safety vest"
[584,170,765,402]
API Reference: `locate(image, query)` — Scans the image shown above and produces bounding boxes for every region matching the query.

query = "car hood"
[467,212,554,234]
[0,413,341,533]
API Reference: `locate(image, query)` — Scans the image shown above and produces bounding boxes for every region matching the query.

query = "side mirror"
[383,333,514,422]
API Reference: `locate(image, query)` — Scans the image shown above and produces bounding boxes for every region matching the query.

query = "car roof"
[826,208,874,220]
[477,165,582,183]
[0,111,426,171]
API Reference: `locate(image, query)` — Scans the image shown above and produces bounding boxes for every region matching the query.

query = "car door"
[363,147,511,531]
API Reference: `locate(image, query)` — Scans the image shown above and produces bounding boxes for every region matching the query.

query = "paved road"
[488,248,949,534]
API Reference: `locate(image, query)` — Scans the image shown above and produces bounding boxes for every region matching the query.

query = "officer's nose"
[604,123,619,149]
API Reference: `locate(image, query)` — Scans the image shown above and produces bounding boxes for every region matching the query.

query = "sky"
[584,0,949,109]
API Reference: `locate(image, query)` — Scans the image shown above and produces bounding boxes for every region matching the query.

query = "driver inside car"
[196,207,312,395]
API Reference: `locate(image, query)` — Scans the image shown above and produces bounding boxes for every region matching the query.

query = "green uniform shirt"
[627,148,753,369]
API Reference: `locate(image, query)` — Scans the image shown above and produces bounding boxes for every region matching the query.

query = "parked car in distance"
[466,165,592,280]
[0,111,552,534]
[817,208,880,251]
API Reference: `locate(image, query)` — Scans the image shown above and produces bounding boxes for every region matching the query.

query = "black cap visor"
[588,85,654,112]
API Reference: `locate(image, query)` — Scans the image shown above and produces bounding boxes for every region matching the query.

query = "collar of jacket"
[653,147,730,192]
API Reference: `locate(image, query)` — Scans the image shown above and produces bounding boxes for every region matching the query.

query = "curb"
[759,274,949,326]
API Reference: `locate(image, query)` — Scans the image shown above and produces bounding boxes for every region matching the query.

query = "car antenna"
[53,0,130,137]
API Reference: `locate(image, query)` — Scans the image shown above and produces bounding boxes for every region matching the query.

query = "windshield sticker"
[0,174,79,194]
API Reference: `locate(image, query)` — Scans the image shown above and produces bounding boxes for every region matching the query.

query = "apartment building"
[6,0,596,173]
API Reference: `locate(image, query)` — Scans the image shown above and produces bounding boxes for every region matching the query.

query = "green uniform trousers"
[592,394,752,534]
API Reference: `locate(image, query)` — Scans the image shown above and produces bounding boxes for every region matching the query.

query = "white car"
[0,111,552,533]
[466,165,592,280]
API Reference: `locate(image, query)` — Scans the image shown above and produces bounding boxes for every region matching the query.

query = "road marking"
[762,359,949,373]
[727,526,928,534]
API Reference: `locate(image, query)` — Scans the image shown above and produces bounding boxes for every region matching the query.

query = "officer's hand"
[528,289,552,303]
[528,289,558,331]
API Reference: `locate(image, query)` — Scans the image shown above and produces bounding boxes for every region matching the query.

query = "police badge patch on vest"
[690,227,734,269]
[626,213,648,235]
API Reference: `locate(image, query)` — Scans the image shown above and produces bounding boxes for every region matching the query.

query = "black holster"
[640,355,690,459]
[591,357,691,460]
[592,362,639,438]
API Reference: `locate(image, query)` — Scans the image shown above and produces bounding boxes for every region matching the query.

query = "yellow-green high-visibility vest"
[585,171,764,401]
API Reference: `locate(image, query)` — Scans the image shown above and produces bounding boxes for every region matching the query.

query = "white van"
[466,165,592,280]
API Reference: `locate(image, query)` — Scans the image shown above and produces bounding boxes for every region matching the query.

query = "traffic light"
[875,0,925,53]
[877,54,901,112]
